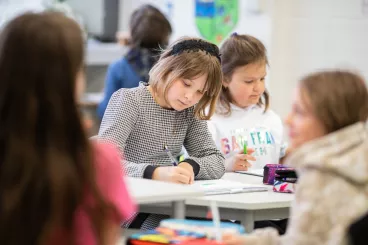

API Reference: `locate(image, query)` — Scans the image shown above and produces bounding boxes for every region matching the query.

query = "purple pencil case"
[263,164,287,185]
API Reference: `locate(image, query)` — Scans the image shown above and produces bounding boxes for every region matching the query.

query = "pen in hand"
[164,144,178,166]
[243,142,248,155]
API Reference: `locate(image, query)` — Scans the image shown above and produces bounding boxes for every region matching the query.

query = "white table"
[126,177,204,219]
[188,173,294,232]
[139,173,294,232]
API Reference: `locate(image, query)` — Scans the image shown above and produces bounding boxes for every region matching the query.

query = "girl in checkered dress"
[98,37,226,229]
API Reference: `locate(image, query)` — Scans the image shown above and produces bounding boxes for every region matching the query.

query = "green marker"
[243,142,248,155]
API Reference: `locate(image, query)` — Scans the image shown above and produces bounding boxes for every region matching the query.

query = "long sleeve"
[207,120,217,142]
[97,61,122,120]
[268,111,287,159]
[207,119,237,172]
[98,90,154,178]
[94,143,137,221]
[184,117,225,180]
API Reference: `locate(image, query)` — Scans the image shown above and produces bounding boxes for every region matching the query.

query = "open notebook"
[194,179,267,196]
[235,169,264,177]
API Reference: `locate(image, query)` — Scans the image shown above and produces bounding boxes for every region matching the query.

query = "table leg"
[239,211,255,232]
[171,201,186,219]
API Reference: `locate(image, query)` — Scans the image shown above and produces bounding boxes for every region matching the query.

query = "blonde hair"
[218,33,269,116]
[149,37,222,120]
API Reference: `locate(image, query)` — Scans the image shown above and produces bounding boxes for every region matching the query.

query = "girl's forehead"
[181,74,208,90]
[295,87,312,111]
[233,63,266,76]
[183,73,208,81]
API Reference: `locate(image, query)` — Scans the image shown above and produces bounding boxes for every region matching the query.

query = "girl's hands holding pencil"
[229,148,256,172]
[152,165,194,184]
[177,162,194,184]
[157,144,194,184]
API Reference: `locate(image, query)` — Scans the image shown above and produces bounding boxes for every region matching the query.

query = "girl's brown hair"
[130,4,172,49]
[299,70,368,134]
[218,33,269,116]
[0,12,112,245]
[149,37,222,120]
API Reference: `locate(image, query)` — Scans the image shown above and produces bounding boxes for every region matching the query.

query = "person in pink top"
[0,11,136,245]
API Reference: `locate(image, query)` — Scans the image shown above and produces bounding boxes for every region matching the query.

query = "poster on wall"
[195,0,239,44]
[130,0,271,49]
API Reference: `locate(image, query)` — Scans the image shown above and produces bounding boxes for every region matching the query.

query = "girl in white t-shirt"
[208,33,286,172]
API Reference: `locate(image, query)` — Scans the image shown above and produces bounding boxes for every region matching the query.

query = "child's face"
[166,73,207,111]
[225,62,266,108]
[285,87,326,149]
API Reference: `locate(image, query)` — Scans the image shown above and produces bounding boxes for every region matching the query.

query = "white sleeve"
[207,120,217,142]
[184,118,225,180]
[269,110,287,158]
[207,120,236,172]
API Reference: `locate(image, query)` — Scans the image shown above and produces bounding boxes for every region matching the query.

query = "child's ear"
[222,78,229,88]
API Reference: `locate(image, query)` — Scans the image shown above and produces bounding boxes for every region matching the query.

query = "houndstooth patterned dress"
[98,83,225,229]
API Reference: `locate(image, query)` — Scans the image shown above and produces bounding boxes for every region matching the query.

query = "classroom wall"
[268,0,368,119]
[0,0,44,28]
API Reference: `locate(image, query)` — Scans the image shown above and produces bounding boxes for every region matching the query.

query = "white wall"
[0,0,45,28]
[67,0,103,34]
[268,0,368,119]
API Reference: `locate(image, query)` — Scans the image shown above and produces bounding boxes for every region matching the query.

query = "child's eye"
[294,106,304,115]
[244,80,253,84]
[197,90,204,95]
[182,80,191,87]
[260,77,266,82]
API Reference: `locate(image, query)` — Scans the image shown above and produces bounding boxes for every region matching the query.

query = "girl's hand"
[232,148,256,171]
[152,166,193,184]
[178,162,195,184]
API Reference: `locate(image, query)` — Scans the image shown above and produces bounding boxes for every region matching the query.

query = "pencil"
[243,142,248,155]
